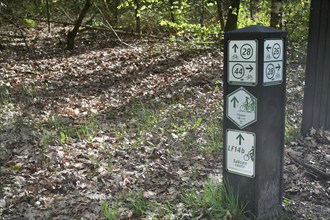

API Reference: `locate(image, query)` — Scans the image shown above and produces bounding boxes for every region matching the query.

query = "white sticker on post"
[228,40,258,86]
[263,39,284,86]
[226,129,256,178]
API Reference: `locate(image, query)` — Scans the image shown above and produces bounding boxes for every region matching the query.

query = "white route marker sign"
[226,129,256,177]
[226,87,257,129]
[263,39,284,85]
[228,40,258,86]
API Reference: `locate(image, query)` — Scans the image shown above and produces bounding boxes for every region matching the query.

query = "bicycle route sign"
[226,129,256,177]
[263,39,284,86]
[226,87,257,129]
[228,40,258,86]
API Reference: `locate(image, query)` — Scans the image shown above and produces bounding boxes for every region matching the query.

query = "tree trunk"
[112,0,120,26]
[66,0,93,50]
[270,0,282,28]
[216,0,225,31]
[134,0,141,34]
[46,0,51,33]
[199,0,205,27]
[169,0,175,23]
[224,0,240,32]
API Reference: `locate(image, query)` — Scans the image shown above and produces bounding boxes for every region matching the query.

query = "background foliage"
[0,0,310,49]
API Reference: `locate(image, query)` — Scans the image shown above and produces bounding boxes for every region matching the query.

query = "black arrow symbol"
[230,96,239,108]
[246,65,253,72]
[232,44,239,53]
[236,134,244,145]
[276,64,281,71]
[266,44,271,52]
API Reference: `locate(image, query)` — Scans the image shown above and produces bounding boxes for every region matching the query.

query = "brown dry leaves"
[0,27,223,219]
[0,26,329,219]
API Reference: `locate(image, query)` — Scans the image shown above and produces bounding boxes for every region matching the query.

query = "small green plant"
[21,85,38,100]
[183,179,248,219]
[101,201,119,220]
[22,18,36,28]
[46,114,100,144]
[0,85,11,105]
[133,101,160,130]
[39,129,53,165]
[76,115,99,141]
[41,129,53,148]
[58,129,71,144]
[11,163,23,172]
[282,198,293,211]
[192,117,203,130]
[285,117,301,143]
[221,180,249,219]
[88,155,100,169]
[125,191,150,217]
[47,115,64,131]
[131,191,149,216]
[107,160,113,173]
[205,118,222,153]
[114,125,128,141]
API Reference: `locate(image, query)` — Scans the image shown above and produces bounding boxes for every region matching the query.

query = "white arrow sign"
[226,87,257,129]
[226,129,256,177]
[263,39,284,86]
[228,40,258,86]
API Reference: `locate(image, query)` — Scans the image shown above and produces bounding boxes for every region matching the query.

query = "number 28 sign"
[228,40,258,86]
[263,39,284,86]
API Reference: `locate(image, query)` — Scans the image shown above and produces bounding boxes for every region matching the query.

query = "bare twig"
[93,3,138,50]
[0,11,30,50]
[288,153,330,181]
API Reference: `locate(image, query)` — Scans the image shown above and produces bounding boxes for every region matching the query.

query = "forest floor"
[0,26,329,219]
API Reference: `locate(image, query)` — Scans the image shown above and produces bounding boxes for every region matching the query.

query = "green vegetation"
[285,116,301,143]
[100,179,249,219]
[102,201,119,220]
[0,0,314,218]
[0,85,11,106]
[108,98,222,155]
[1,0,310,52]
[22,18,36,28]
[44,114,100,145]
[183,180,249,219]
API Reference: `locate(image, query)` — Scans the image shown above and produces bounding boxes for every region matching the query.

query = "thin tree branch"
[93,3,138,50]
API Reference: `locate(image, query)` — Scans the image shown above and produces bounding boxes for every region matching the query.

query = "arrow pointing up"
[232,44,239,53]
[236,134,244,145]
[266,44,271,52]
[276,64,281,71]
[246,64,253,72]
[230,96,239,108]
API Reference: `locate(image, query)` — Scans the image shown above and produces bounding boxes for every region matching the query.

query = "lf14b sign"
[226,129,256,178]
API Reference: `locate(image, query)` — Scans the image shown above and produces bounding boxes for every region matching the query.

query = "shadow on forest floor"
[0,26,329,219]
